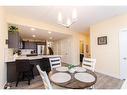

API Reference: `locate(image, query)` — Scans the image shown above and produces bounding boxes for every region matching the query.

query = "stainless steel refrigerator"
[37,45,45,55]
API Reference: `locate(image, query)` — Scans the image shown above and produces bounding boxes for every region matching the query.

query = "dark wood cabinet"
[23,41,36,49]
[24,41,30,49]
[7,58,51,82]
[8,32,22,49]
[7,62,17,82]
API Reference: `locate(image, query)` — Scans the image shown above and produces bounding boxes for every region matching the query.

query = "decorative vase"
[69,68,75,73]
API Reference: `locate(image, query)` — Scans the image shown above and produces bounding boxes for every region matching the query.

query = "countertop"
[6,55,61,63]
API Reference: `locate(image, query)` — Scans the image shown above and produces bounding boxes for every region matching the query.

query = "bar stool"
[15,59,34,87]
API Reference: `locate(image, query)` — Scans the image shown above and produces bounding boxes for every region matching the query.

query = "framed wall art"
[97,36,107,45]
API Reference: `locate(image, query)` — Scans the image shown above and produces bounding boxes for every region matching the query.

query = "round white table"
[49,67,97,89]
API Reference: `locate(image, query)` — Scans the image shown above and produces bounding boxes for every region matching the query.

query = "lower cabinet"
[7,62,17,82]
[7,58,51,82]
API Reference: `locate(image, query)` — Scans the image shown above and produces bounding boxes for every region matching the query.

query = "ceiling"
[5,6,127,32]
[13,24,70,41]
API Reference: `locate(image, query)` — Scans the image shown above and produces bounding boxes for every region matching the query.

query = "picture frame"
[97,36,107,45]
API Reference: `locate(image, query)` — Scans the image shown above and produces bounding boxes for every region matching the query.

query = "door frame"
[79,40,85,64]
[119,29,127,79]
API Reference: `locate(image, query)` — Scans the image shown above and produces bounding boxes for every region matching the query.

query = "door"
[119,30,127,79]
[80,41,84,63]
[61,38,71,64]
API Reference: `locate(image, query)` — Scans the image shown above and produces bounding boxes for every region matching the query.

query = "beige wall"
[90,13,127,79]
[84,32,91,57]
[0,7,8,88]
[6,12,85,66]
[6,14,72,35]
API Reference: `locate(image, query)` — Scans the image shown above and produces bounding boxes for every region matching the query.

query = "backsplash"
[20,49,35,55]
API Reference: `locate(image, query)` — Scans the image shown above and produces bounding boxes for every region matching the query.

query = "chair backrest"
[82,57,96,72]
[36,65,52,89]
[49,57,61,70]
[15,59,31,72]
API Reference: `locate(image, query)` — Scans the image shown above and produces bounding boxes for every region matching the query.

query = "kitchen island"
[6,55,61,82]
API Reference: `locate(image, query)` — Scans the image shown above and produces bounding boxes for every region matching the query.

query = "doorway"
[119,30,127,79]
[80,41,84,64]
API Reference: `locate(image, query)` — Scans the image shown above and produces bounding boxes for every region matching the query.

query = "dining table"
[49,66,97,89]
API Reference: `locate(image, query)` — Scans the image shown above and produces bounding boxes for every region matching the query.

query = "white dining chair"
[36,65,52,89]
[49,57,61,70]
[36,65,64,89]
[82,57,96,89]
[82,57,96,72]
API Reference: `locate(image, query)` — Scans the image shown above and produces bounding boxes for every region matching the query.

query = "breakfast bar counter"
[6,55,61,63]
[6,55,61,82]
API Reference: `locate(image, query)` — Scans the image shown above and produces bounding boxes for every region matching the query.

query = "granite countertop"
[6,55,61,63]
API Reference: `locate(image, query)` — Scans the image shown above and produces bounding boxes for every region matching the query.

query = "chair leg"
[28,80,30,85]
[16,79,19,87]
[31,70,34,79]
[16,73,21,87]
[26,72,31,85]
[89,85,94,89]
[92,85,94,89]
[30,65,34,79]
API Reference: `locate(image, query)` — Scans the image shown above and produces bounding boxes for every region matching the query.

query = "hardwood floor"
[9,72,124,89]
[94,72,124,89]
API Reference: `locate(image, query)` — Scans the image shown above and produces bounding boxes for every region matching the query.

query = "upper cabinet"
[8,25,46,50]
[8,32,22,49]
[8,25,22,49]
[23,41,36,49]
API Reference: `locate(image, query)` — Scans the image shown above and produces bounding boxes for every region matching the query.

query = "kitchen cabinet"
[7,58,51,82]
[23,41,36,49]
[8,32,22,49]
[7,61,39,82]
[7,62,17,82]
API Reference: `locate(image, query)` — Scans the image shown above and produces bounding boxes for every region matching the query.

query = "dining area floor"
[9,72,124,89]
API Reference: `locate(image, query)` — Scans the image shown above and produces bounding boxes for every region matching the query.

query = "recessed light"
[49,37,52,39]
[32,35,36,38]
[48,31,52,34]
[31,28,35,31]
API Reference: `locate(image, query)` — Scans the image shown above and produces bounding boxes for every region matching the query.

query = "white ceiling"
[14,24,70,41]
[6,6,127,32]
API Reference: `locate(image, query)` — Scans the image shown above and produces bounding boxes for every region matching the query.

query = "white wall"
[53,37,73,64]
[54,33,85,65]
[90,13,127,79]
[0,7,8,88]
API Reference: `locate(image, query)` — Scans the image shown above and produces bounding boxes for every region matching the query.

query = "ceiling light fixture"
[31,28,35,31]
[32,35,36,38]
[57,8,78,28]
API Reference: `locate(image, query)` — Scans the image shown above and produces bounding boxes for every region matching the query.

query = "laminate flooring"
[9,72,124,89]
